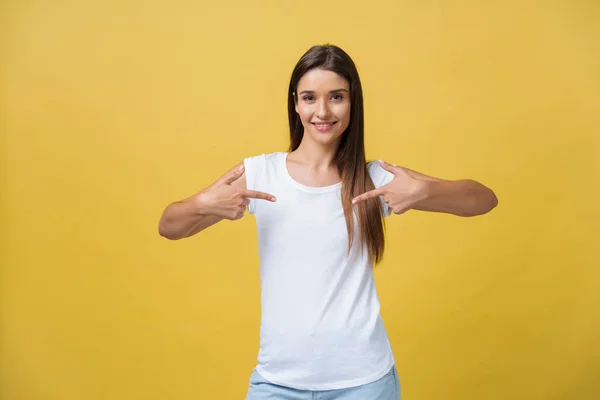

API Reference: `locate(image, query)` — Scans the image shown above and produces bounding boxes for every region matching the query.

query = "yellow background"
[2,0,599,399]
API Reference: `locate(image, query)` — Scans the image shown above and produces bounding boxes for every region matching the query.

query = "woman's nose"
[317,100,331,119]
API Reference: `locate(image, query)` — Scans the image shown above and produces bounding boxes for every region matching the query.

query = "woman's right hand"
[195,164,276,220]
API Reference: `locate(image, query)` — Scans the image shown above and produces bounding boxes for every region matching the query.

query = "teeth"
[315,123,333,127]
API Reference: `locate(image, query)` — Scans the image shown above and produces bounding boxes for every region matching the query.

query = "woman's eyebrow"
[298,88,349,95]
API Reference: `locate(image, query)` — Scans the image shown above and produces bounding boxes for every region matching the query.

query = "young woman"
[159,44,498,400]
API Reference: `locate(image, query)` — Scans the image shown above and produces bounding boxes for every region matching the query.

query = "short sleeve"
[243,154,266,214]
[367,161,395,217]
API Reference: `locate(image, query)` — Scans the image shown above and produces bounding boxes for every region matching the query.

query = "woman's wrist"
[192,191,214,217]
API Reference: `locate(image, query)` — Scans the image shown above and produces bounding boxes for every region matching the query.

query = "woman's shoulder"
[243,151,287,174]
[244,151,286,165]
[367,159,395,187]
[366,159,385,174]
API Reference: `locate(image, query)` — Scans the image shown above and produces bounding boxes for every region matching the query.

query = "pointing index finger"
[352,187,385,204]
[242,189,277,202]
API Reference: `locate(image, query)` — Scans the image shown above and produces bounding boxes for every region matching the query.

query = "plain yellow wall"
[2,0,599,399]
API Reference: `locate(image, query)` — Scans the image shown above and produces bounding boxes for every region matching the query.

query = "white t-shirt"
[243,151,396,391]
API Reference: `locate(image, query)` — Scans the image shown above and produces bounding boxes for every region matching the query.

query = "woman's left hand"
[352,160,429,215]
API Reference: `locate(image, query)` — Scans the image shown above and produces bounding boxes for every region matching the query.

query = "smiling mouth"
[312,121,337,131]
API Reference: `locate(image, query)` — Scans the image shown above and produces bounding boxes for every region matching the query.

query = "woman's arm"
[354,160,498,217]
[400,165,498,216]
[410,178,498,217]
[158,194,224,240]
[158,163,275,240]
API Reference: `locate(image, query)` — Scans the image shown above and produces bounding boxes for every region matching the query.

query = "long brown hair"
[287,44,386,264]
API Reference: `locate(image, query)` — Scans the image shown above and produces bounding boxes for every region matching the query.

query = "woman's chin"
[308,133,342,146]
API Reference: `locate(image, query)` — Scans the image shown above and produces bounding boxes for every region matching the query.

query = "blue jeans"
[245,365,401,399]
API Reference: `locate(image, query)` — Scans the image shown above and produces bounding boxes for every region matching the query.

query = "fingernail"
[271,197,277,202]
[238,165,245,171]
[379,159,385,164]
[352,198,357,204]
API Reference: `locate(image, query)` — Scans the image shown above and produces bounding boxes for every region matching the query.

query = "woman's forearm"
[158,195,222,240]
[413,179,498,217]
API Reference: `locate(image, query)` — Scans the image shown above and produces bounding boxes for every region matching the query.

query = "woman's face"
[294,68,351,147]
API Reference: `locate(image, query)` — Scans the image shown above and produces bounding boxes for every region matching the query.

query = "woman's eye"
[302,95,314,101]
[331,94,343,100]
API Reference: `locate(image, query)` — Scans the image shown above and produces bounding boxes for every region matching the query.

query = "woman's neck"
[290,138,340,171]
